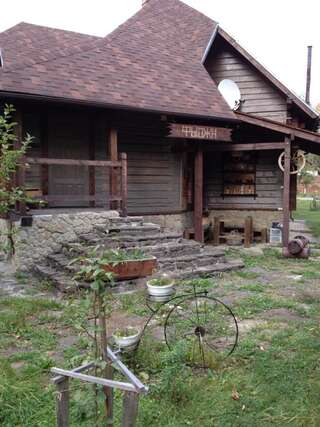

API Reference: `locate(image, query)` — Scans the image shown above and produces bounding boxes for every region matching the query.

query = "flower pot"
[102,257,157,280]
[147,279,175,297]
[113,328,141,349]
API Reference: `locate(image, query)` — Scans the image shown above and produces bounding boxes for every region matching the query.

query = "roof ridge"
[0,21,101,39]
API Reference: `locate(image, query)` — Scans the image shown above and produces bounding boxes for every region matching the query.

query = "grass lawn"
[294,198,320,237]
[1,249,320,426]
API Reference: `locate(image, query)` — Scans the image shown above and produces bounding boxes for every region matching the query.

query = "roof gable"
[203,26,318,120]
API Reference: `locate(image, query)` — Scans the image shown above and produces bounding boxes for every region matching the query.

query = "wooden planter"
[102,257,157,280]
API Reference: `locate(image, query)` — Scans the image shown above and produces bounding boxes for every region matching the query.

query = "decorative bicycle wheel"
[164,295,238,368]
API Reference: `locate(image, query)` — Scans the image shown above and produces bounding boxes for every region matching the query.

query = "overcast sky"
[1,0,319,107]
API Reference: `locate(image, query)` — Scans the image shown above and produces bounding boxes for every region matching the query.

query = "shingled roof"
[0,22,101,71]
[0,0,236,121]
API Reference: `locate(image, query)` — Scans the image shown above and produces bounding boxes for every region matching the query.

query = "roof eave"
[0,90,240,123]
[236,112,320,144]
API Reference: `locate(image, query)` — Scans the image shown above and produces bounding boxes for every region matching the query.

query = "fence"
[51,347,148,427]
[14,153,128,217]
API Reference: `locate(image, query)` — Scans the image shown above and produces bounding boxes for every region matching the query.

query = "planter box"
[102,257,157,280]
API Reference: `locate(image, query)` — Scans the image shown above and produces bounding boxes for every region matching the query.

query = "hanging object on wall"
[218,79,242,110]
[278,150,306,175]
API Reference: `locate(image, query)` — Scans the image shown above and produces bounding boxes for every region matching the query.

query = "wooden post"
[40,111,49,197]
[56,377,69,427]
[89,115,96,208]
[244,216,253,248]
[194,149,203,243]
[121,392,139,427]
[213,217,220,246]
[120,153,128,217]
[282,136,292,248]
[13,109,27,215]
[108,129,118,210]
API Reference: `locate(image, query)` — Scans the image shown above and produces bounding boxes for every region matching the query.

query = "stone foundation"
[12,211,119,271]
[0,218,11,259]
[142,210,282,233]
[141,212,193,232]
[207,209,283,231]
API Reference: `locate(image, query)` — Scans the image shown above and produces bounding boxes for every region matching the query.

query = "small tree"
[0,104,32,217]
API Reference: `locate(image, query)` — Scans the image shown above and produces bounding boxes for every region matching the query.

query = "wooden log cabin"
[1,0,320,249]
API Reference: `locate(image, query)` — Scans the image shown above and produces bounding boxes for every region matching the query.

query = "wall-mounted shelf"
[222,152,257,199]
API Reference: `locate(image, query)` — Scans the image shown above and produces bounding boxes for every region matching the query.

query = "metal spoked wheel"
[164,295,238,368]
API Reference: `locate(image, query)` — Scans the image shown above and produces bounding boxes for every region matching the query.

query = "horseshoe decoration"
[278,150,306,175]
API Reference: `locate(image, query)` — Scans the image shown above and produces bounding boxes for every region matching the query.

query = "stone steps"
[77,231,183,248]
[33,216,244,293]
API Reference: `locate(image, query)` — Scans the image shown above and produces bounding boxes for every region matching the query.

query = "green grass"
[1,250,320,426]
[293,198,320,237]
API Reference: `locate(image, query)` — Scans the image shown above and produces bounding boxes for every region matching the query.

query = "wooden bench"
[213,216,267,247]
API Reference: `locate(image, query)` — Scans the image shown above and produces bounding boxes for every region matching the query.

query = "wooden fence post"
[121,392,139,427]
[56,377,69,427]
[121,153,128,218]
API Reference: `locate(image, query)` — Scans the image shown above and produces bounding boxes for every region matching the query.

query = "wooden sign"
[169,123,232,142]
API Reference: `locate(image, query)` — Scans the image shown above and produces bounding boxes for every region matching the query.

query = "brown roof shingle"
[0,0,235,121]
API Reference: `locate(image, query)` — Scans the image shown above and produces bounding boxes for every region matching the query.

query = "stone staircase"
[34,216,243,293]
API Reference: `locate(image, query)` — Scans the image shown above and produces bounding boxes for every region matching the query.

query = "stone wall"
[13,211,119,271]
[0,218,10,259]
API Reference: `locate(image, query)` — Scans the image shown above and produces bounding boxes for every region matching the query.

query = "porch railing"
[15,152,128,217]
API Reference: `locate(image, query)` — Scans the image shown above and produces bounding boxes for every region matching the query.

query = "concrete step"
[140,241,202,258]
[107,223,161,234]
[33,264,76,293]
[170,259,244,280]
[75,231,184,249]
[158,249,226,271]
[108,216,144,226]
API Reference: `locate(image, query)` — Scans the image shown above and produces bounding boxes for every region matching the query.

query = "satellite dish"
[218,79,242,110]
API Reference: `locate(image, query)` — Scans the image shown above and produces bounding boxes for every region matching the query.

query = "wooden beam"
[120,153,128,218]
[236,112,320,144]
[173,142,285,153]
[282,136,292,248]
[109,129,118,210]
[89,115,96,208]
[194,149,203,243]
[40,112,49,196]
[25,157,121,167]
[13,108,26,215]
